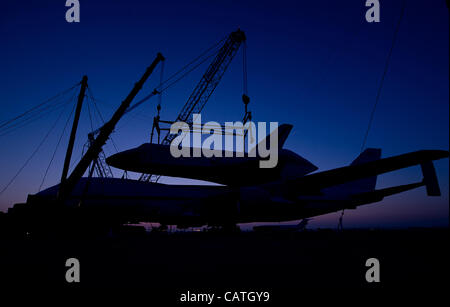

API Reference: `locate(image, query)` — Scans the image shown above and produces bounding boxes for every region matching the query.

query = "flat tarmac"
[0,228,448,300]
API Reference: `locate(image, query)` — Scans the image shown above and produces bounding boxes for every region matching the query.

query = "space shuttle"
[105,124,318,186]
[19,123,447,230]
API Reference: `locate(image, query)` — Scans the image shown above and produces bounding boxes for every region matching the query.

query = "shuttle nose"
[106,143,165,172]
[105,153,118,167]
[106,148,139,170]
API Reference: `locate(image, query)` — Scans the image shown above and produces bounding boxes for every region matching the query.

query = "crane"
[57,53,165,201]
[139,29,247,182]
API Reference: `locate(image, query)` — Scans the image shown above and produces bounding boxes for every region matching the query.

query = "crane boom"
[57,52,165,201]
[162,29,246,145]
[139,30,245,182]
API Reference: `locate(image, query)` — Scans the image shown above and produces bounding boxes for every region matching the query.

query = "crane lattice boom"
[162,29,246,146]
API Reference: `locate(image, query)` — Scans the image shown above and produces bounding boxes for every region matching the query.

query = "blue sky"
[0,0,448,228]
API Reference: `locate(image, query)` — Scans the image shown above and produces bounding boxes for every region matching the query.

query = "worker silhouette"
[337,209,345,231]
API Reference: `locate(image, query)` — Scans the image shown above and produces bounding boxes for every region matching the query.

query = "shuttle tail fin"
[420,161,441,196]
[256,124,293,151]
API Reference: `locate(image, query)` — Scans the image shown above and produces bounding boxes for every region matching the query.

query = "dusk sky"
[0,0,448,228]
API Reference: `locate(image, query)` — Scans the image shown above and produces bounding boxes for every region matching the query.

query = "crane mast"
[57,52,165,201]
[163,29,246,145]
[140,29,246,182]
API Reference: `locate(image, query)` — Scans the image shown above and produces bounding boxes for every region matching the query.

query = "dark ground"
[0,228,448,302]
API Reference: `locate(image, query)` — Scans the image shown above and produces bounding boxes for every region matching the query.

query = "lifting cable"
[86,92,95,131]
[125,37,226,115]
[158,58,165,108]
[159,48,219,93]
[84,91,115,178]
[87,86,119,153]
[84,94,96,176]
[0,84,79,136]
[0,91,78,137]
[39,95,78,191]
[243,40,248,97]
[84,87,118,178]
[157,35,227,91]
[151,59,165,145]
[84,36,225,135]
[0,92,76,195]
[242,40,253,145]
[360,0,406,153]
[340,1,406,229]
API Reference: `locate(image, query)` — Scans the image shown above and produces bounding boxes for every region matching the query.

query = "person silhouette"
[337,209,345,231]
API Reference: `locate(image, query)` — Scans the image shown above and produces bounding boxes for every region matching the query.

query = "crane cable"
[360,0,406,153]
[243,40,248,96]
[339,1,406,228]
[158,58,165,108]
[87,86,120,153]
[0,92,76,195]
[0,92,77,137]
[157,35,227,91]
[125,48,221,116]
[85,37,225,132]
[39,93,78,191]
[0,84,79,135]
[124,36,226,116]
